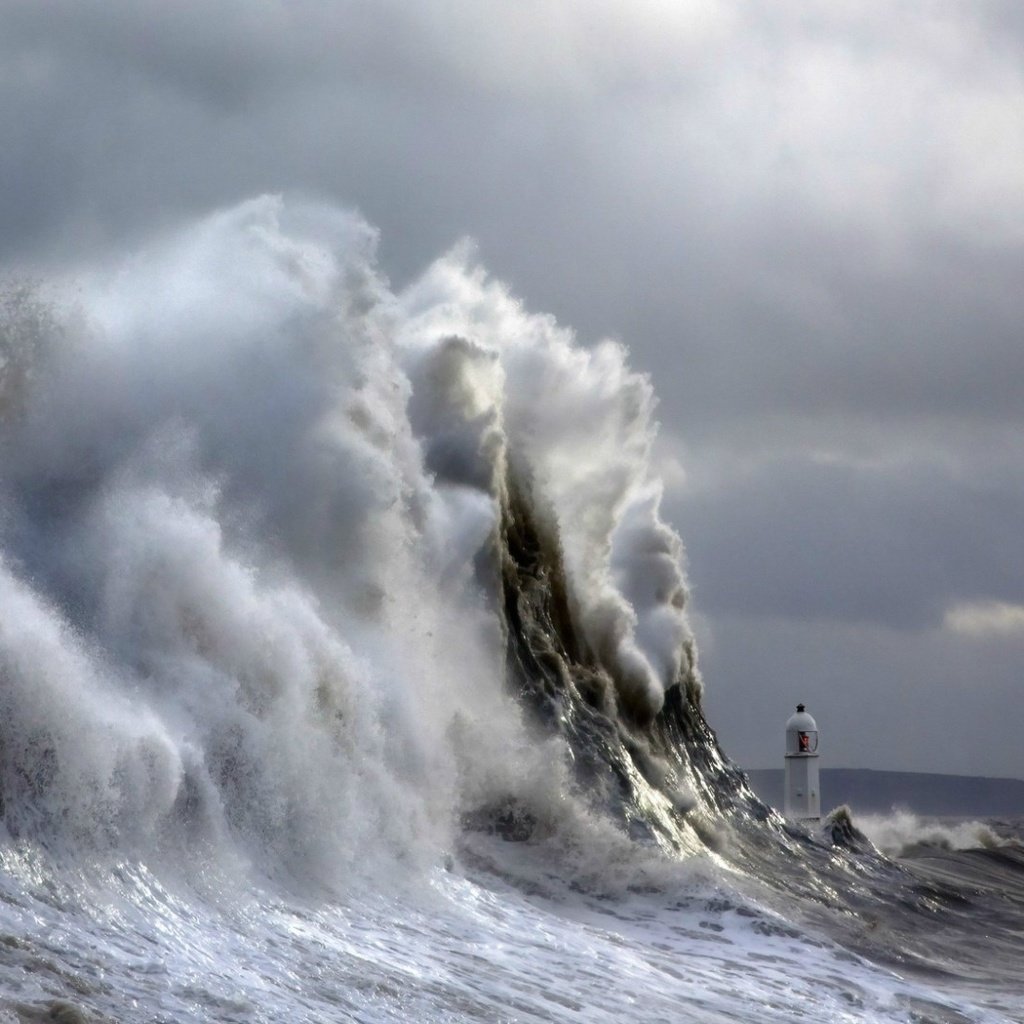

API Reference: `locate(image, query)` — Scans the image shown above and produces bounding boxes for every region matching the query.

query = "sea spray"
[0,196,714,881]
[857,809,1018,857]
[0,200,505,879]
[398,249,698,721]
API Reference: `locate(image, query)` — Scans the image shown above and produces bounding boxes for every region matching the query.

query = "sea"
[0,197,1021,1023]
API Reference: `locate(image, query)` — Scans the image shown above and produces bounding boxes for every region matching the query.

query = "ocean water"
[0,198,1021,1023]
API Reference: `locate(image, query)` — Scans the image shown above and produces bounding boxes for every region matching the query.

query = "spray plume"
[0,197,700,874]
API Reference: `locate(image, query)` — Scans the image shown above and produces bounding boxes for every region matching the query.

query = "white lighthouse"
[784,703,821,820]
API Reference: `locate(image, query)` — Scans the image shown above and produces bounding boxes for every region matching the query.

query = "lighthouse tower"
[784,704,821,820]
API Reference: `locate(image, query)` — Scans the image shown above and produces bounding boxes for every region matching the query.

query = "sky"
[2,0,1022,778]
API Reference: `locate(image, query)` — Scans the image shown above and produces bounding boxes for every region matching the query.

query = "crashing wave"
[0,197,762,880]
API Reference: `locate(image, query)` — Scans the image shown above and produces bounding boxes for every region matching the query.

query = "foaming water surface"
[2,844,1003,1024]
[0,198,1022,1023]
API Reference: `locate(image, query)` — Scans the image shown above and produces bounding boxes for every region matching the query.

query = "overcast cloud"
[2,0,1022,777]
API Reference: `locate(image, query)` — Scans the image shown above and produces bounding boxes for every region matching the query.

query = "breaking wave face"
[0,197,744,885]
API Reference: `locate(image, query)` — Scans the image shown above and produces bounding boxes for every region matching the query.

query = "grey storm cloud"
[6,0,1022,424]
[2,0,1023,774]
[674,455,1024,629]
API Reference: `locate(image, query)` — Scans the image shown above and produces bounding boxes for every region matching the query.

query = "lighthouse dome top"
[785,703,819,754]
[786,703,818,733]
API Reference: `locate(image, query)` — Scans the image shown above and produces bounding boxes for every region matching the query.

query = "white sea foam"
[857,809,1013,857]
[1,841,1009,1024]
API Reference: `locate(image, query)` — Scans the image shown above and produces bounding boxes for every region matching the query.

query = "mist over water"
[0,198,1021,1023]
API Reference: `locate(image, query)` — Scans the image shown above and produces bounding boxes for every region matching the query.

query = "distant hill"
[744,768,1024,818]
